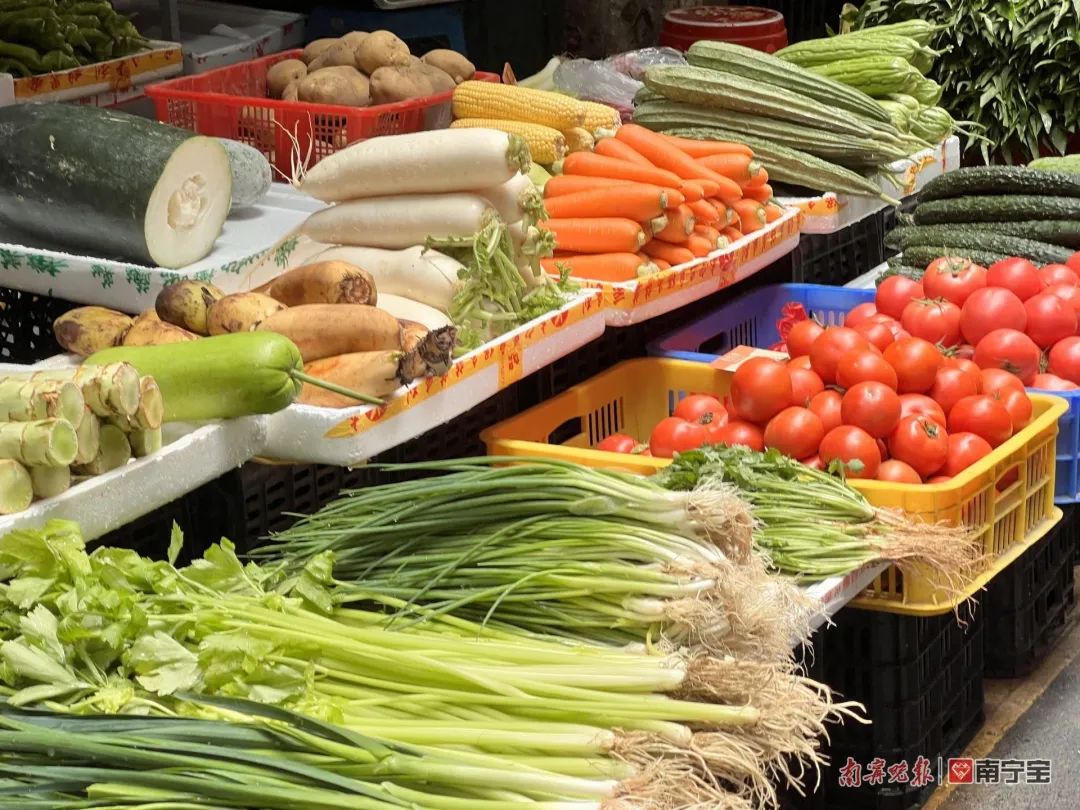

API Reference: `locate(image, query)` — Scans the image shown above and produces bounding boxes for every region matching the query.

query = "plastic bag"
[603,47,687,80]
[553,48,687,120]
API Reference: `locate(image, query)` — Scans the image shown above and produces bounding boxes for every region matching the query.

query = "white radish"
[477,172,541,224]
[377,294,454,330]
[294,129,531,203]
[309,245,464,312]
[302,194,495,249]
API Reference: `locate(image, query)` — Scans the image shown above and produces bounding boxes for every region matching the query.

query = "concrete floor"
[924,598,1080,809]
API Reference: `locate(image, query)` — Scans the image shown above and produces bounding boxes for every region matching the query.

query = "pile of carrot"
[538,124,785,282]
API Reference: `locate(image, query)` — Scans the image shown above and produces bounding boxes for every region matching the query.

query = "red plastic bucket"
[660,5,788,53]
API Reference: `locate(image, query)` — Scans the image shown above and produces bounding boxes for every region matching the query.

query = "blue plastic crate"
[648,282,1080,503]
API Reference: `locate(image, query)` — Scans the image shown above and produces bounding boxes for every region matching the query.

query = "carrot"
[694,224,723,247]
[541,253,658,282]
[560,152,684,191]
[686,234,714,257]
[615,124,741,204]
[642,240,694,266]
[640,253,671,270]
[544,185,669,220]
[764,202,785,223]
[742,183,773,203]
[688,198,721,224]
[300,350,428,407]
[540,217,647,253]
[699,153,762,184]
[732,199,766,234]
[660,134,754,159]
[655,204,696,243]
[677,180,704,203]
[257,304,403,363]
[545,175,630,198]
[721,226,744,243]
[594,137,653,167]
[743,168,769,189]
[646,215,668,235]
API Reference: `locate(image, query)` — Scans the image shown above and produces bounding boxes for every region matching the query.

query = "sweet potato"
[299,350,428,407]
[259,260,377,306]
[257,304,402,362]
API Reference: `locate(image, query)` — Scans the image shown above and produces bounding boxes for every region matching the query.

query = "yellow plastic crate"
[481,358,1068,613]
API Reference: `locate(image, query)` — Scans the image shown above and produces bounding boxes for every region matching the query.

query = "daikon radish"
[302,194,496,249]
[477,172,543,224]
[294,129,530,203]
[377,294,454,330]
[308,245,464,312]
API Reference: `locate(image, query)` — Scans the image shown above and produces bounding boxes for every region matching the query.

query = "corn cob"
[562,127,595,153]
[452,81,585,131]
[580,100,621,133]
[451,118,567,164]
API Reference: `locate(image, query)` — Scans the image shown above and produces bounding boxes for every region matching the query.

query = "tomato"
[986,257,1044,301]
[951,343,976,360]
[1039,263,1080,288]
[876,437,889,460]
[943,356,982,386]
[1045,282,1080,315]
[809,327,870,385]
[899,393,947,427]
[1023,293,1077,349]
[786,319,825,358]
[713,420,765,452]
[789,367,825,406]
[1048,336,1080,384]
[929,366,980,416]
[841,381,902,438]
[973,328,1041,385]
[854,319,896,352]
[764,406,825,459]
[808,390,843,434]
[948,395,1013,447]
[1068,251,1080,272]
[927,475,952,484]
[888,416,949,478]
[900,298,962,346]
[674,394,727,425]
[788,354,813,370]
[1032,372,1078,391]
[980,367,1026,398]
[875,275,924,320]
[883,337,943,394]
[997,388,1033,432]
[844,302,879,328]
[836,349,898,390]
[922,257,987,306]
[998,467,1020,492]
[801,454,824,470]
[941,432,993,477]
[877,459,923,484]
[649,418,708,458]
[959,287,1027,345]
[819,425,881,479]
[597,433,638,453]
[730,358,792,423]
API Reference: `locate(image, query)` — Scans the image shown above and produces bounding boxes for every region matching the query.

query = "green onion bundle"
[654,445,979,581]
[258,457,813,661]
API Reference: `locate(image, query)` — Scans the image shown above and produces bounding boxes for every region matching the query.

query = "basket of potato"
[146,30,495,176]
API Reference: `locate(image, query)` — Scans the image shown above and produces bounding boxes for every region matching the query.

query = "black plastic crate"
[0,285,70,364]
[982,505,1077,677]
[791,211,889,286]
[778,629,829,810]
[821,607,985,809]
[731,0,847,44]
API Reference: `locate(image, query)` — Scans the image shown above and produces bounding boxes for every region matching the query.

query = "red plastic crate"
[146,50,499,177]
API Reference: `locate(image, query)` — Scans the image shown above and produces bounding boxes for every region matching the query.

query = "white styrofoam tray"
[0,184,318,314]
[261,290,607,466]
[777,136,961,235]
[0,359,264,541]
[803,562,890,633]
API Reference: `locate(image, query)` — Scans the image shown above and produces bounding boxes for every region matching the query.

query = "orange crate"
[146,50,499,178]
[481,358,1068,613]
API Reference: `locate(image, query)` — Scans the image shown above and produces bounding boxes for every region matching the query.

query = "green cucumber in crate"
[890,222,1080,251]
[920,166,1080,201]
[914,195,1080,225]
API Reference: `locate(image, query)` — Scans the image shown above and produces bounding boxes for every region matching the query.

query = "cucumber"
[890,221,1080,250]
[217,138,272,209]
[885,227,1072,264]
[1029,156,1080,175]
[920,167,1080,202]
[0,104,232,268]
[902,245,1021,268]
[914,195,1080,225]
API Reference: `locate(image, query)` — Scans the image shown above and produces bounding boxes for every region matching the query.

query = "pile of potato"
[267,30,477,107]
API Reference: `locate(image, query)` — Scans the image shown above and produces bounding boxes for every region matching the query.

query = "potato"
[298,72,368,107]
[302,38,339,65]
[412,61,456,94]
[369,65,435,104]
[341,31,370,50]
[267,59,307,99]
[282,80,300,102]
[309,40,361,72]
[356,30,411,74]
[422,49,475,83]
[312,65,371,105]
